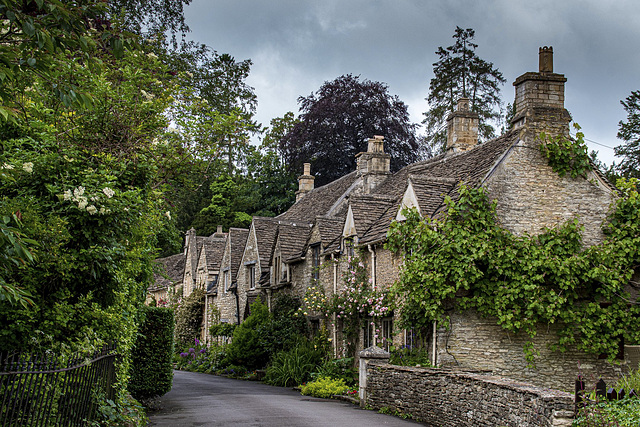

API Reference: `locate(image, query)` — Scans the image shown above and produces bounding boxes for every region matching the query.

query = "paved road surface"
[148,370,424,426]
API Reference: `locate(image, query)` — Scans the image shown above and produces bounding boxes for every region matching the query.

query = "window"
[363,318,374,349]
[274,256,281,284]
[310,319,320,336]
[311,244,320,282]
[344,238,355,258]
[223,270,230,293]
[248,265,255,289]
[381,318,393,351]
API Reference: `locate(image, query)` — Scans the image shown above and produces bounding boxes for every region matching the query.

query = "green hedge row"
[129,306,174,400]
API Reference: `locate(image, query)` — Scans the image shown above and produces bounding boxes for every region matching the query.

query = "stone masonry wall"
[365,363,574,427]
[437,310,627,391]
[216,239,237,324]
[485,134,615,247]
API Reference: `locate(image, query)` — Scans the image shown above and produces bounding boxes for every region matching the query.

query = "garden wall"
[363,361,575,427]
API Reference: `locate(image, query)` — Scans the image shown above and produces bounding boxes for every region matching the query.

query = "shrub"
[174,288,205,349]
[389,346,433,367]
[222,298,271,370]
[264,339,325,387]
[574,398,640,426]
[300,376,349,399]
[129,306,174,400]
[312,357,357,387]
[218,364,248,378]
[209,322,236,338]
[176,339,226,374]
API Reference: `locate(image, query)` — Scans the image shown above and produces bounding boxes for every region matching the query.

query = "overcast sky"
[183,0,640,166]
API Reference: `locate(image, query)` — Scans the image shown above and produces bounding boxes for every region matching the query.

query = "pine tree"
[615,90,640,178]
[423,27,506,152]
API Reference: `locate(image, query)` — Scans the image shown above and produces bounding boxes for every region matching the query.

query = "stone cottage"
[151,47,633,390]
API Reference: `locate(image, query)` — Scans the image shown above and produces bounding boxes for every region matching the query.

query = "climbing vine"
[386,181,640,364]
[299,254,392,357]
[539,123,592,178]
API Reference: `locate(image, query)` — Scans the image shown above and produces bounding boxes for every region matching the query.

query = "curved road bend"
[148,370,425,427]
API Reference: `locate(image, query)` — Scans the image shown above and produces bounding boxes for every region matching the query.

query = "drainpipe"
[332,253,338,357]
[232,286,240,325]
[204,294,209,345]
[432,320,437,366]
[367,245,376,291]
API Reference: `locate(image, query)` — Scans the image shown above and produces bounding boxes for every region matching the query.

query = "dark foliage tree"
[109,0,191,43]
[423,27,506,152]
[280,74,422,186]
[614,90,640,178]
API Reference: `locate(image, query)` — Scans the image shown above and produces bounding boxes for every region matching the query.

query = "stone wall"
[364,362,574,427]
[485,138,615,247]
[216,238,237,324]
[437,310,627,391]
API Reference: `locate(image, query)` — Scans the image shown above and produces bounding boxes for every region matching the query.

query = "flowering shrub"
[300,376,350,399]
[175,338,226,374]
[299,254,392,357]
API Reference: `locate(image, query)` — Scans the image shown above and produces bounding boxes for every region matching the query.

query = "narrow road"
[148,370,423,426]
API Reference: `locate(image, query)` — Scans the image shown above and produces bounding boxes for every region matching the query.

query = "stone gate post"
[358,346,390,408]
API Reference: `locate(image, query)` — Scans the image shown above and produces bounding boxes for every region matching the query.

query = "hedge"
[129,306,174,400]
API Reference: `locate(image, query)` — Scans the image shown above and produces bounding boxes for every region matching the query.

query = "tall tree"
[423,27,506,152]
[280,74,422,186]
[614,90,640,178]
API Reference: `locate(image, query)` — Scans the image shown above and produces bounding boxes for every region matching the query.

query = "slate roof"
[277,222,313,262]
[152,253,186,290]
[347,194,397,238]
[204,234,227,272]
[252,217,280,273]
[228,228,249,282]
[358,129,520,244]
[316,216,345,250]
[277,171,358,221]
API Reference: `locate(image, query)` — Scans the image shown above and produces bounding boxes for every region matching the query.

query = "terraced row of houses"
[149,48,638,390]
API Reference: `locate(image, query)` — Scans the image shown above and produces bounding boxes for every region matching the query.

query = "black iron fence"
[575,376,638,414]
[0,345,117,427]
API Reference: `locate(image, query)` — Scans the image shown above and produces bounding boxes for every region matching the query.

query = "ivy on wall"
[386,181,640,364]
[539,123,593,178]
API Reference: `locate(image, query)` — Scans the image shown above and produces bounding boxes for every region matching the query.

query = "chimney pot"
[217,225,223,234]
[539,46,553,73]
[446,98,479,153]
[296,163,315,202]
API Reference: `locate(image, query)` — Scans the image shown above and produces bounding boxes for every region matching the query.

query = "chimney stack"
[214,225,224,238]
[446,98,479,153]
[296,163,315,202]
[511,46,571,135]
[356,135,391,194]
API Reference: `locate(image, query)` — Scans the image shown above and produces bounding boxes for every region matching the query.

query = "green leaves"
[539,124,593,179]
[387,183,640,363]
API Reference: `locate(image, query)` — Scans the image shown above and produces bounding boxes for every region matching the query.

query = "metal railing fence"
[0,345,117,427]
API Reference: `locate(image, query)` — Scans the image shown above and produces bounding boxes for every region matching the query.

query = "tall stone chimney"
[511,46,571,135]
[214,225,225,238]
[184,227,196,255]
[296,163,315,202]
[446,98,479,153]
[356,135,391,194]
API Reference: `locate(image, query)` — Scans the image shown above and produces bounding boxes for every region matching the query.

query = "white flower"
[63,190,72,201]
[22,162,33,173]
[2,163,14,170]
[141,90,155,101]
[86,205,97,215]
[102,187,115,199]
[147,52,158,59]
[124,207,130,212]
[165,211,171,220]
[99,207,106,215]
[73,186,85,198]
[186,71,193,78]
[78,199,88,210]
